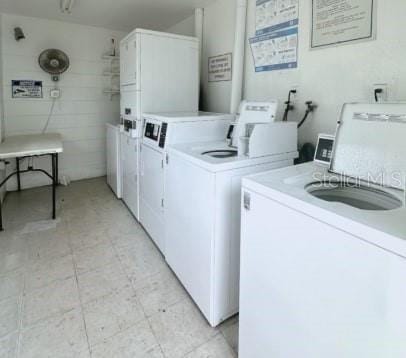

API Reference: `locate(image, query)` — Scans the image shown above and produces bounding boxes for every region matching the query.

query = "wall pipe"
[195,8,204,102]
[195,8,204,63]
[230,0,248,114]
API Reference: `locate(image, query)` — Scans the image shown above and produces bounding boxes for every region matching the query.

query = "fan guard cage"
[38,49,70,75]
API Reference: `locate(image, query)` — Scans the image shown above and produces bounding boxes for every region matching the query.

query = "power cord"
[282,89,297,122]
[42,98,57,134]
[374,88,383,103]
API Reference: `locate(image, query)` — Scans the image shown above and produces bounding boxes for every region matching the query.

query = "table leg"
[56,153,59,185]
[16,158,21,191]
[0,198,3,231]
[52,154,56,220]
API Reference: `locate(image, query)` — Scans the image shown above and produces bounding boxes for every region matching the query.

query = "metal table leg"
[0,153,60,230]
[16,158,21,191]
[52,153,56,220]
[56,153,59,185]
[0,197,3,231]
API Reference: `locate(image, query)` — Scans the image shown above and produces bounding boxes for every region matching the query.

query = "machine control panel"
[314,134,335,165]
[145,122,160,141]
[159,122,168,148]
[125,108,131,115]
[124,119,136,132]
[123,119,140,138]
[239,101,278,123]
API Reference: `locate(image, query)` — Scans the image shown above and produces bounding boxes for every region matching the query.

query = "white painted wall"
[200,0,406,145]
[201,0,236,113]
[0,14,126,190]
[165,15,195,37]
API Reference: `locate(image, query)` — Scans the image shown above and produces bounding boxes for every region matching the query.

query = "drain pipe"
[230,0,248,114]
[195,8,204,64]
[195,8,204,104]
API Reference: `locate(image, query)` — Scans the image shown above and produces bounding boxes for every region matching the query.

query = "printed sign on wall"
[311,0,375,49]
[256,0,299,36]
[250,27,298,72]
[12,80,43,98]
[208,53,232,82]
[252,0,299,72]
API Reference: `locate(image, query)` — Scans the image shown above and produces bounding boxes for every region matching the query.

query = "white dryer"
[140,112,234,254]
[164,102,298,327]
[120,117,142,220]
[239,103,406,358]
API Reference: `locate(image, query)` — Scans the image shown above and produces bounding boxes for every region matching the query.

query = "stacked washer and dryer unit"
[119,29,200,220]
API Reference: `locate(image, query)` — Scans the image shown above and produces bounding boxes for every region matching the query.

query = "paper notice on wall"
[311,0,374,48]
[208,53,232,82]
[250,27,298,72]
[12,80,43,98]
[256,0,299,35]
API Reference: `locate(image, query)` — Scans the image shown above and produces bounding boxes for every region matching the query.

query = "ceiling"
[0,0,215,32]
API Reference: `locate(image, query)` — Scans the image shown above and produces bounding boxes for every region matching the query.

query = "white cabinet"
[106,124,121,198]
[120,34,137,87]
[120,134,139,219]
[239,189,406,358]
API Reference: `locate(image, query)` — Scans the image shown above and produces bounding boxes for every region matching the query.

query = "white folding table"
[0,133,63,230]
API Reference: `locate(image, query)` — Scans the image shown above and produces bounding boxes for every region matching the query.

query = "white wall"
[201,0,236,113]
[165,15,195,36]
[0,14,126,190]
[201,0,406,145]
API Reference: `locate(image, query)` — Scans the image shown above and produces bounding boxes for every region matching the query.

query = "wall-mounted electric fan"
[38,49,70,133]
[38,49,70,81]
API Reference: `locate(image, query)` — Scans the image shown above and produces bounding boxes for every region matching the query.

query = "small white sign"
[208,53,232,82]
[311,0,375,49]
[12,80,43,98]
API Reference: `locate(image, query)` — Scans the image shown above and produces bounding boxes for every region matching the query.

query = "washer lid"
[331,102,406,190]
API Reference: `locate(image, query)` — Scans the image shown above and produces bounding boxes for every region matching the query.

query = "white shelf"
[103,71,120,77]
[102,55,120,60]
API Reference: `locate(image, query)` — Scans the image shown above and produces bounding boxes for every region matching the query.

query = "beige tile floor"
[0,178,239,358]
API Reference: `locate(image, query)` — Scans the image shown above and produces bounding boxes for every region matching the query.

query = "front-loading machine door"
[140,143,165,253]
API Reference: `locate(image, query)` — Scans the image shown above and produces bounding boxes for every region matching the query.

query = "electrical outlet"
[50,88,61,99]
[291,85,299,97]
[373,83,388,102]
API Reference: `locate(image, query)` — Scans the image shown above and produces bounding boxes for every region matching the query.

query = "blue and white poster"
[12,80,43,98]
[250,27,298,72]
[256,0,299,35]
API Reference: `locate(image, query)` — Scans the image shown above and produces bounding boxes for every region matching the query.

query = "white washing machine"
[164,102,298,327]
[239,103,406,358]
[140,112,234,254]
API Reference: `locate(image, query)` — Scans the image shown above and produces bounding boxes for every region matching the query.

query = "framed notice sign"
[208,53,232,82]
[12,80,43,98]
[311,0,375,49]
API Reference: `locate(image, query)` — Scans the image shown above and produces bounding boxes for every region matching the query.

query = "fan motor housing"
[38,49,70,78]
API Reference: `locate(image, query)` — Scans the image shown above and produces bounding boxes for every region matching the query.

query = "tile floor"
[0,178,239,358]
